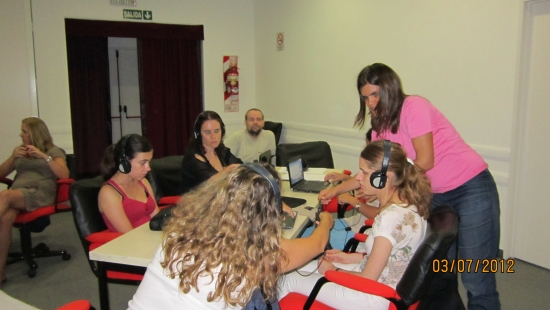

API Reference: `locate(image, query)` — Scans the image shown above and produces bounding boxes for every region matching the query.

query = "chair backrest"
[146,155,184,201]
[276,141,334,168]
[395,205,459,306]
[69,176,107,239]
[263,121,283,145]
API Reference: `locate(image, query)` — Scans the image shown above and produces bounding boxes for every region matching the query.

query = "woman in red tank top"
[98,134,159,233]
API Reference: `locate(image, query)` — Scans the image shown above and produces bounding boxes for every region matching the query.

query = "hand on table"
[282,202,295,218]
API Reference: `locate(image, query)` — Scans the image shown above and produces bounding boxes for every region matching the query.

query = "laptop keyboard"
[296,181,328,192]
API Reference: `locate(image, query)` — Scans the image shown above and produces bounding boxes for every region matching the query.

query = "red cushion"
[279,292,335,310]
[14,206,56,224]
[57,300,91,310]
[85,231,123,244]
[343,170,352,176]
[106,270,144,281]
[158,196,180,206]
[354,233,368,243]
[364,218,374,227]
[322,197,353,213]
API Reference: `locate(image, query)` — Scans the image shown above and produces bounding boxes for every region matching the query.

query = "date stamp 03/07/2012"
[432,259,516,273]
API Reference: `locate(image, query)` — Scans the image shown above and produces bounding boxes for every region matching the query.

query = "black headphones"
[242,163,282,210]
[193,111,226,140]
[118,134,132,174]
[370,140,392,189]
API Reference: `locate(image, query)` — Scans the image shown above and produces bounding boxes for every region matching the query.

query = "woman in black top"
[181,111,242,194]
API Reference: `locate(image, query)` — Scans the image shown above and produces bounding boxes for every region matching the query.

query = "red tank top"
[101,179,156,232]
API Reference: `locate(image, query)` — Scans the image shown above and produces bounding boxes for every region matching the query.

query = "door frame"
[508,0,550,259]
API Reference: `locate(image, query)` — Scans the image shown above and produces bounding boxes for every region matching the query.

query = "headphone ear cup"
[118,158,131,174]
[370,171,386,189]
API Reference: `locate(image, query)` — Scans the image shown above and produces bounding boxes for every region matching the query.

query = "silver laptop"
[287,156,329,193]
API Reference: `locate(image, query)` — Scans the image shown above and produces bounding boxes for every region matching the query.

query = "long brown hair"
[361,140,431,219]
[161,164,285,307]
[22,117,55,153]
[354,63,406,134]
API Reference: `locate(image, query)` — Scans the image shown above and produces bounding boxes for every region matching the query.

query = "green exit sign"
[123,9,153,20]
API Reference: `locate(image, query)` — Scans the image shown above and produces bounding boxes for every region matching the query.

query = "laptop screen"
[287,157,304,187]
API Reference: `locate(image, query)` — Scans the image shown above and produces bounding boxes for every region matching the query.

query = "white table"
[89,168,338,309]
[89,214,311,268]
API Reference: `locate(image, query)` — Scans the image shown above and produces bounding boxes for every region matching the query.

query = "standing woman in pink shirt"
[355,63,500,310]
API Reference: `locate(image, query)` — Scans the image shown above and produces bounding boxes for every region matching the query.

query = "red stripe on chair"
[57,300,91,310]
[14,206,56,224]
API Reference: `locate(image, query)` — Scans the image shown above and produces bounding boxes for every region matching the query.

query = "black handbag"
[149,205,175,231]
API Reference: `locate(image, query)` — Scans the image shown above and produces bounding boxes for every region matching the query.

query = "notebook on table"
[287,156,329,193]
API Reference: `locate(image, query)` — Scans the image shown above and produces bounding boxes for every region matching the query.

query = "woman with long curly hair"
[279,141,431,310]
[129,164,333,309]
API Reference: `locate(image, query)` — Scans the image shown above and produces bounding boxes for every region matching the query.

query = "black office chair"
[263,121,283,145]
[146,155,184,206]
[276,141,334,168]
[69,176,144,310]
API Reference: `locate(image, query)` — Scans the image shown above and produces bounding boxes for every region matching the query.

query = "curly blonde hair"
[22,117,55,153]
[161,164,285,307]
[361,140,432,219]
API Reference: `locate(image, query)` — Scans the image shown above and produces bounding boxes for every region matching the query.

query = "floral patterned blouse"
[359,203,427,288]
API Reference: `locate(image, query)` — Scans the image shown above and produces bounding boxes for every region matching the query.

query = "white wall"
[0,0,533,256]
[253,0,526,256]
[0,0,35,181]
[24,0,257,153]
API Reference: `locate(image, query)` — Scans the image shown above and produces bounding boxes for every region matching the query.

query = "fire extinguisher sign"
[223,56,239,112]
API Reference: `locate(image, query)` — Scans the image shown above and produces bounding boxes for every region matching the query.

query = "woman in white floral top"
[278,140,432,309]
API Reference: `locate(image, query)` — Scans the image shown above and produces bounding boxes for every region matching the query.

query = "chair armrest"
[343,170,352,175]
[57,178,75,185]
[324,270,399,299]
[85,231,123,244]
[0,177,13,187]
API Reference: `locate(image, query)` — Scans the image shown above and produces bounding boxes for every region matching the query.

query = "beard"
[247,127,262,136]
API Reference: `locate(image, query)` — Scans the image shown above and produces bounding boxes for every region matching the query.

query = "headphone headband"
[118,134,132,174]
[242,163,282,210]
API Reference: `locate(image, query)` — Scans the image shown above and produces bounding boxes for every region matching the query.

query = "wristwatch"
[45,156,53,163]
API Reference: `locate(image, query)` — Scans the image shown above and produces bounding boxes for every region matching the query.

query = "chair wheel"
[28,269,37,278]
[62,253,71,260]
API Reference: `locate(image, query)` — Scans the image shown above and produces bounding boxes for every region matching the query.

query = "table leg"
[97,261,110,310]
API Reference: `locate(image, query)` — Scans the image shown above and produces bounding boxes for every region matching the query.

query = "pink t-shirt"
[372,96,487,193]
[101,179,157,232]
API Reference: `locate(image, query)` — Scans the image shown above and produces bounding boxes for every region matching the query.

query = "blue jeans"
[432,169,501,310]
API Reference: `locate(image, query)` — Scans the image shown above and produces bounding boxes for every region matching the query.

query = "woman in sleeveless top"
[98,134,159,233]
